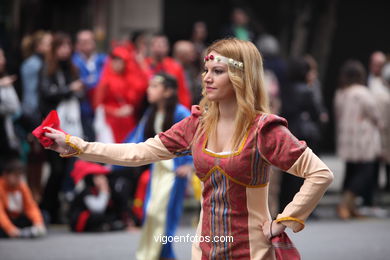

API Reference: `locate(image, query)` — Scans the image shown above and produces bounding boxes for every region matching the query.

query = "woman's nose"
[204,72,212,83]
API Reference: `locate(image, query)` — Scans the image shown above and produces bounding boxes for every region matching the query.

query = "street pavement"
[1,218,390,260]
[1,155,390,260]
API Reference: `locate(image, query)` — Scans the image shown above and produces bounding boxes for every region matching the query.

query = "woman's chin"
[206,94,219,102]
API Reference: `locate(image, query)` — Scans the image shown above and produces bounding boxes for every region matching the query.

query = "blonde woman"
[42,38,333,259]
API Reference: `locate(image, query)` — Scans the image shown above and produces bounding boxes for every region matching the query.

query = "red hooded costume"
[94,45,148,143]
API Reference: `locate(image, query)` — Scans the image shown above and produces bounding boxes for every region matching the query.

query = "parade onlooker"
[21,31,52,125]
[305,54,329,126]
[380,63,390,192]
[131,31,150,75]
[190,21,208,59]
[367,51,386,91]
[145,34,191,108]
[278,57,323,212]
[0,158,46,238]
[221,7,255,41]
[256,34,288,99]
[20,31,52,203]
[39,32,82,223]
[360,51,390,215]
[0,47,21,163]
[173,40,202,105]
[334,60,381,220]
[72,30,107,141]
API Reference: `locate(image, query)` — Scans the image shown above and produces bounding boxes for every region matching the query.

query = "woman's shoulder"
[22,55,42,70]
[255,112,288,130]
[190,105,202,116]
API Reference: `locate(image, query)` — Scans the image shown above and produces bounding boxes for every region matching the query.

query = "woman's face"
[147,77,169,104]
[37,34,52,55]
[56,42,72,60]
[111,57,125,73]
[203,51,235,102]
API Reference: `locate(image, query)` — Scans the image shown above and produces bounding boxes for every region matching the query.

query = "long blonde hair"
[197,38,270,151]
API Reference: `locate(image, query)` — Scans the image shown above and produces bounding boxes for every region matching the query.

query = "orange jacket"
[0,177,44,235]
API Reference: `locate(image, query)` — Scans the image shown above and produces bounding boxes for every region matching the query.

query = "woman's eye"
[214,69,223,74]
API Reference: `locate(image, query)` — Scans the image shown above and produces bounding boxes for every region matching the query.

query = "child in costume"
[69,160,129,232]
[121,73,193,259]
[42,38,333,260]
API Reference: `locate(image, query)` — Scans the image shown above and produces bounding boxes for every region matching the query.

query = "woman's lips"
[206,86,216,91]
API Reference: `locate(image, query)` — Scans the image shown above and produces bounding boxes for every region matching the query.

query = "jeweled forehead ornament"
[204,54,244,70]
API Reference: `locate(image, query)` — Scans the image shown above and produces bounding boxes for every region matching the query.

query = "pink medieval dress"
[61,105,333,260]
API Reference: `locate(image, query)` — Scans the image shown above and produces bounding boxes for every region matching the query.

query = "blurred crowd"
[0,7,389,242]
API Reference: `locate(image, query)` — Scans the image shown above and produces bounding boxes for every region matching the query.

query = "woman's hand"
[176,165,194,178]
[115,104,134,117]
[261,220,286,240]
[43,127,68,154]
[70,80,84,93]
[0,75,17,86]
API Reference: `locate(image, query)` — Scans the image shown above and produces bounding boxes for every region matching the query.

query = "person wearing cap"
[68,160,130,232]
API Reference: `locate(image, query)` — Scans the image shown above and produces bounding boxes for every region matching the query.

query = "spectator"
[380,63,390,192]
[334,60,381,220]
[279,57,323,212]
[305,54,329,126]
[145,33,191,108]
[21,31,52,126]
[0,47,21,162]
[72,30,107,141]
[256,34,288,101]
[20,31,52,203]
[173,40,202,105]
[39,32,82,223]
[360,51,390,215]
[221,7,255,41]
[191,21,208,58]
[0,158,46,238]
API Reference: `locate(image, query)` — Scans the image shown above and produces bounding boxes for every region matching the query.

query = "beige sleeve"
[60,134,176,167]
[275,147,334,232]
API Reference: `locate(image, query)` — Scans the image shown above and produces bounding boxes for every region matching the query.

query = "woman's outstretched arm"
[44,127,175,166]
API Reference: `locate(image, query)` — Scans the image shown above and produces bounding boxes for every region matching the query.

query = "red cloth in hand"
[271,232,301,260]
[32,110,67,148]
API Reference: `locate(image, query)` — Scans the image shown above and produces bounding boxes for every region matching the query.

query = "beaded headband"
[204,54,244,70]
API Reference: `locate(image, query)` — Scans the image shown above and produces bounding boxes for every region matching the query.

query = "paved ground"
[1,218,390,260]
[2,155,390,260]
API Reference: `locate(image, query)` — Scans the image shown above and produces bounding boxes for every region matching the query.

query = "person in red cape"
[145,33,192,108]
[94,45,148,143]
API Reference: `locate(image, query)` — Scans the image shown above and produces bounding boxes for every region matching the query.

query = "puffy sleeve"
[258,114,333,232]
[158,105,202,156]
[62,134,175,167]
[61,106,202,166]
